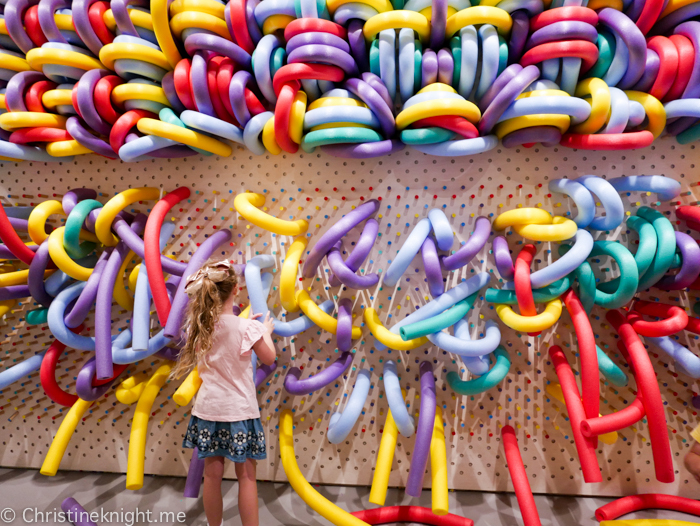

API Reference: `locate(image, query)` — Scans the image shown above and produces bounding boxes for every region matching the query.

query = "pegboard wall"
[0,140,699,500]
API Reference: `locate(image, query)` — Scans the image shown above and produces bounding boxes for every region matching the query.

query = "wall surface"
[0,139,698,498]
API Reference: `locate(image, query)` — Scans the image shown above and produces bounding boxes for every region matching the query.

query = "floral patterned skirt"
[182,414,267,463]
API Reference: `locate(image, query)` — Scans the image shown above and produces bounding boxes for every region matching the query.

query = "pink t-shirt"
[191,314,267,422]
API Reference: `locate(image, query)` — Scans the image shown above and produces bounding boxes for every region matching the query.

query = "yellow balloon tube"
[0,299,16,317]
[280,237,307,312]
[173,367,202,406]
[495,299,562,333]
[126,362,172,490]
[262,14,293,33]
[364,308,428,350]
[430,406,448,515]
[48,227,94,281]
[512,216,578,242]
[262,116,282,155]
[0,267,53,286]
[151,0,182,67]
[95,187,161,246]
[40,398,94,476]
[116,373,150,405]
[234,192,308,236]
[296,290,362,338]
[279,409,370,526]
[369,409,398,506]
[27,200,64,245]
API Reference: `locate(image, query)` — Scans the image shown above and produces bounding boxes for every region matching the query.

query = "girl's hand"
[262,312,275,334]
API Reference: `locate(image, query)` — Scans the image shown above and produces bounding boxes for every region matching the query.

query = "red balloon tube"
[514,244,540,337]
[606,309,674,483]
[40,339,79,407]
[582,340,645,437]
[562,289,600,440]
[549,345,602,483]
[627,300,689,337]
[685,315,700,336]
[581,397,645,437]
[501,425,542,526]
[676,205,700,232]
[144,187,191,327]
[595,494,700,521]
[40,326,84,407]
[351,506,473,526]
[560,131,654,150]
[0,201,36,265]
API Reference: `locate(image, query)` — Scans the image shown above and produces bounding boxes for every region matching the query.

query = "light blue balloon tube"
[646,336,700,378]
[428,208,454,251]
[133,222,176,351]
[383,218,432,287]
[454,318,492,376]
[327,369,371,443]
[0,351,45,390]
[112,329,172,364]
[429,318,501,358]
[244,255,315,337]
[383,360,415,437]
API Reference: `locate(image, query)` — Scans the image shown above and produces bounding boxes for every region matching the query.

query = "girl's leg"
[203,456,225,526]
[234,459,258,526]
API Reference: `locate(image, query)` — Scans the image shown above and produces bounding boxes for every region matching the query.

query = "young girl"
[171,259,277,526]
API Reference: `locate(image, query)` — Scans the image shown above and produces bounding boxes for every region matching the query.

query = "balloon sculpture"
[0,0,698,161]
[0,172,698,526]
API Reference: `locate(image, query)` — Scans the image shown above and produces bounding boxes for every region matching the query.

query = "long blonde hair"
[169,259,238,380]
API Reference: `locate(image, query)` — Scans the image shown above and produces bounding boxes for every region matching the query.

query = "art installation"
[1,166,699,525]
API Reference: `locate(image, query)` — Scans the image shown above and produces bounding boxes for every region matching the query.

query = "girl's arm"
[252,312,277,366]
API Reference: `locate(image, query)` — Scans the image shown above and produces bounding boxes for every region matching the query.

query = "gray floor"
[0,467,695,526]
